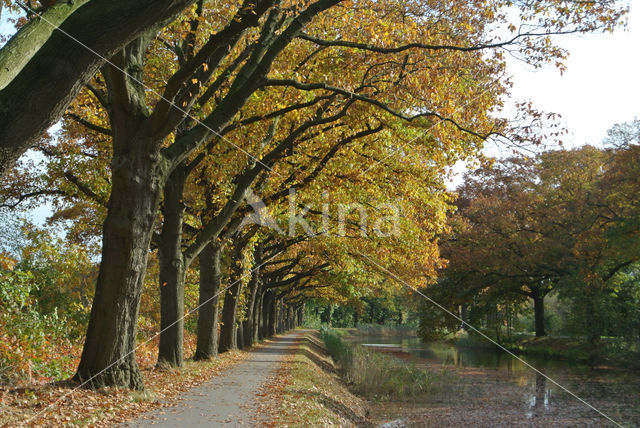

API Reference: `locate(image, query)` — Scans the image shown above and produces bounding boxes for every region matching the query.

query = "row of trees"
[420,121,640,345]
[0,0,627,390]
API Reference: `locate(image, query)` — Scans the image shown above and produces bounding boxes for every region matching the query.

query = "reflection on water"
[358,336,580,372]
[351,334,640,426]
[527,373,551,419]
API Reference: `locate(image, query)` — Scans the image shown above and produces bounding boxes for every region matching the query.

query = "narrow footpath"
[123,332,301,427]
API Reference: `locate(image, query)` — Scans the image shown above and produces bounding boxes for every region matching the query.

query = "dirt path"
[122,332,301,427]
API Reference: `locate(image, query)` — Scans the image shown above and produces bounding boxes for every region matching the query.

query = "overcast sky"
[506,2,639,149]
[446,1,640,187]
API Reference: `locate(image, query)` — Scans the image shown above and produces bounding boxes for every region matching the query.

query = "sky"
[445,1,640,187]
[506,1,639,150]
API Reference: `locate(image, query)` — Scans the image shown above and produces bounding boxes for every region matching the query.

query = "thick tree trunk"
[219,282,241,352]
[157,167,187,367]
[75,148,166,389]
[0,0,90,90]
[0,0,197,179]
[194,243,221,360]
[533,293,546,337]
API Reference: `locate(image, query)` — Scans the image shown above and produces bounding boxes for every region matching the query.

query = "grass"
[321,328,435,401]
[263,331,371,427]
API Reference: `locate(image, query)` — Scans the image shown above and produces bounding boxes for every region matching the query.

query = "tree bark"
[194,243,222,360]
[0,0,90,90]
[75,142,167,390]
[157,167,187,367]
[0,0,196,178]
[298,305,305,327]
[236,321,244,350]
[261,290,273,338]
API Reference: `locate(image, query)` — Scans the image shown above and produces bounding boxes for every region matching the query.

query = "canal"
[347,334,640,427]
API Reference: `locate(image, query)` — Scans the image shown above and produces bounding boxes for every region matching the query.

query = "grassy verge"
[321,328,434,400]
[261,331,371,427]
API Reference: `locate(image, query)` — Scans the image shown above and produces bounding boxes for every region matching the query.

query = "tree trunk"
[242,244,262,347]
[298,305,305,327]
[289,306,295,330]
[157,167,186,367]
[75,147,166,389]
[243,275,261,347]
[218,240,246,353]
[255,289,264,341]
[276,299,283,333]
[261,290,272,339]
[194,243,222,360]
[219,285,238,352]
[533,293,546,337]
[268,294,277,337]
[236,321,244,350]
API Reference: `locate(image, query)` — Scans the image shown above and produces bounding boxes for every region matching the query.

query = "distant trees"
[421,121,640,344]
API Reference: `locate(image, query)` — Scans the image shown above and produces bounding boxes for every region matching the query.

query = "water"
[348,334,640,427]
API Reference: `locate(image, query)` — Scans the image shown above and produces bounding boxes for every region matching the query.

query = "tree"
[0,0,200,178]
[431,139,640,342]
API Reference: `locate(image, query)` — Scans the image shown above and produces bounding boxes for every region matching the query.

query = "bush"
[0,266,78,384]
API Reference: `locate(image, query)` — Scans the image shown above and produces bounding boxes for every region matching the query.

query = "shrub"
[0,267,78,384]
